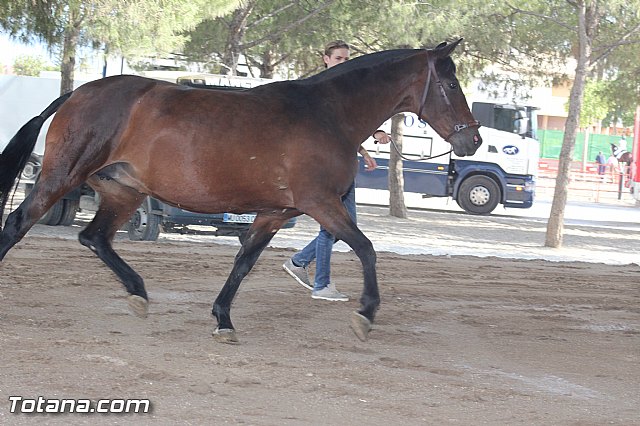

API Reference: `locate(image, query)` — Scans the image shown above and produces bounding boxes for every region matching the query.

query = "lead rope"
[387,137,452,162]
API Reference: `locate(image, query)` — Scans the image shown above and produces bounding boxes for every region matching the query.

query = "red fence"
[537,159,632,203]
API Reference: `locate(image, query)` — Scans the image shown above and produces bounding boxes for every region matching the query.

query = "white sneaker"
[311,283,349,301]
[283,258,312,290]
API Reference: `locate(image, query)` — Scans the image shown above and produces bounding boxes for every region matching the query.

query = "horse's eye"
[449,82,458,90]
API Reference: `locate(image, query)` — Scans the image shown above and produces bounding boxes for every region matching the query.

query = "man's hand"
[373,130,392,144]
[359,131,391,172]
[359,146,378,171]
[363,153,378,171]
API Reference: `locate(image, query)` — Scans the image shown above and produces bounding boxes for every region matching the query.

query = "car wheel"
[38,200,65,225]
[58,199,79,226]
[456,175,500,215]
[127,198,161,241]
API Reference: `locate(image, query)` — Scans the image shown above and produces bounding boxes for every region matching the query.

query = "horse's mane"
[299,48,456,85]
[245,50,422,98]
[303,49,422,83]
[248,48,457,100]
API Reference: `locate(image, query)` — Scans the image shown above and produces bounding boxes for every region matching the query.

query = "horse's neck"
[323,53,424,146]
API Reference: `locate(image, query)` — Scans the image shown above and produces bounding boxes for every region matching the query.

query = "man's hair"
[324,40,350,56]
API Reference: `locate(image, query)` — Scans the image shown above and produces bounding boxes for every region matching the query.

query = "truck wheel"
[127,198,161,241]
[38,200,65,225]
[457,175,500,215]
[58,199,79,226]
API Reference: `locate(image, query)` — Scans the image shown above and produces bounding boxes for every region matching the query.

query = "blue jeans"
[292,182,357,290]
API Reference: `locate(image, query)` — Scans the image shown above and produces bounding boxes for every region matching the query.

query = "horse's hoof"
[212,327,239,344]
[350,312,372,342]
[127,295,148,318]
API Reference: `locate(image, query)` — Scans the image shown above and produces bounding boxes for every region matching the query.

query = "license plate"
[223,213,256,224]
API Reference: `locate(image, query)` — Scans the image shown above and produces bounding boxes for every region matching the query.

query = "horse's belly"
[142,167,294,214]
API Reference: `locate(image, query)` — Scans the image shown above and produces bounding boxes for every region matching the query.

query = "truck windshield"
[472,102,536,139]
[493,107,522,134]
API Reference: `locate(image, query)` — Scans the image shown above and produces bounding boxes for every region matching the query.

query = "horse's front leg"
[341,228,379,341]
[212,213,293,344]
[307,199,380,341]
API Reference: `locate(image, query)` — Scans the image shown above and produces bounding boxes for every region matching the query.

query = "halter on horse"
[0,40,481,342]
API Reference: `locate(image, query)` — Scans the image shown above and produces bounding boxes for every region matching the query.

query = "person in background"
[282,40,391,301]
[595,151,606,177]
[607,152,619,183]
[619,136,627,151]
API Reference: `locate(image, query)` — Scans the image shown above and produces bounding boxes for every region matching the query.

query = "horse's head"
[417,39,482,157]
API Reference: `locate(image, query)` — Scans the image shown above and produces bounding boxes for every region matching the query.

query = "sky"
[0,32,56,68]
[0,31,122,77]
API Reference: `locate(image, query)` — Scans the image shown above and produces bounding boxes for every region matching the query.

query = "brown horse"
[0,39,481,342]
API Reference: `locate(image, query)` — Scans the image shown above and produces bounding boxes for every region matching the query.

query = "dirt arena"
[0,230,638,425]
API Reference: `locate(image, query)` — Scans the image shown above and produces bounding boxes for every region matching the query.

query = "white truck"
[357,102,540,214]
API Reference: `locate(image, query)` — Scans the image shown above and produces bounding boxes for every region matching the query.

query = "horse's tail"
[0,92,72,225]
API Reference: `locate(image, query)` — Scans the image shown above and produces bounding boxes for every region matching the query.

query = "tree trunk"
[389,114,408,218]
[259,49,276,79]
[59,16,81,95]
[223,2,255,76]
[545,0,593,248]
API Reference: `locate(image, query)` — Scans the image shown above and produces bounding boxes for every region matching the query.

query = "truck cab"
[357,101,539,214]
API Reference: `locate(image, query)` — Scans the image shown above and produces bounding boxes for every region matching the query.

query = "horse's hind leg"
[0,178,83,261]
[78,177,149,316]
[0,197,39,261]
[212,213,295,344]
[304,198,379,341]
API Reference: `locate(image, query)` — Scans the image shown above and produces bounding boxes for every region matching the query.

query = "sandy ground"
[0,196,639,425]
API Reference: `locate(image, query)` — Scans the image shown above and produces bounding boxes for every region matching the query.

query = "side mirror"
[513,110,528,136]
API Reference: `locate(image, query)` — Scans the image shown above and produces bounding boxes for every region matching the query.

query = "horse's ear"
[433,38,463,58]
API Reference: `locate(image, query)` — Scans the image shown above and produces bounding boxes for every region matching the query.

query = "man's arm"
[359,130,392,171]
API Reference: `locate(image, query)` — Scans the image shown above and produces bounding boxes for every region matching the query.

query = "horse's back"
[49,75,170,142]
[42,74,360,213]
[49,76,305,210]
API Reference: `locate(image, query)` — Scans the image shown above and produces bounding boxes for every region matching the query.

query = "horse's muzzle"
[452,131,482,157]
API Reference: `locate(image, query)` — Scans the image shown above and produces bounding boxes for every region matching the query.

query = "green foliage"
[598,47,640,127]
[91,0,241,57]
[182,0,495,78]
[183,0,338,77]
[0,0,241,70]
[578,80,610,127]
[12,54,46,76]
[2,0,638,121]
